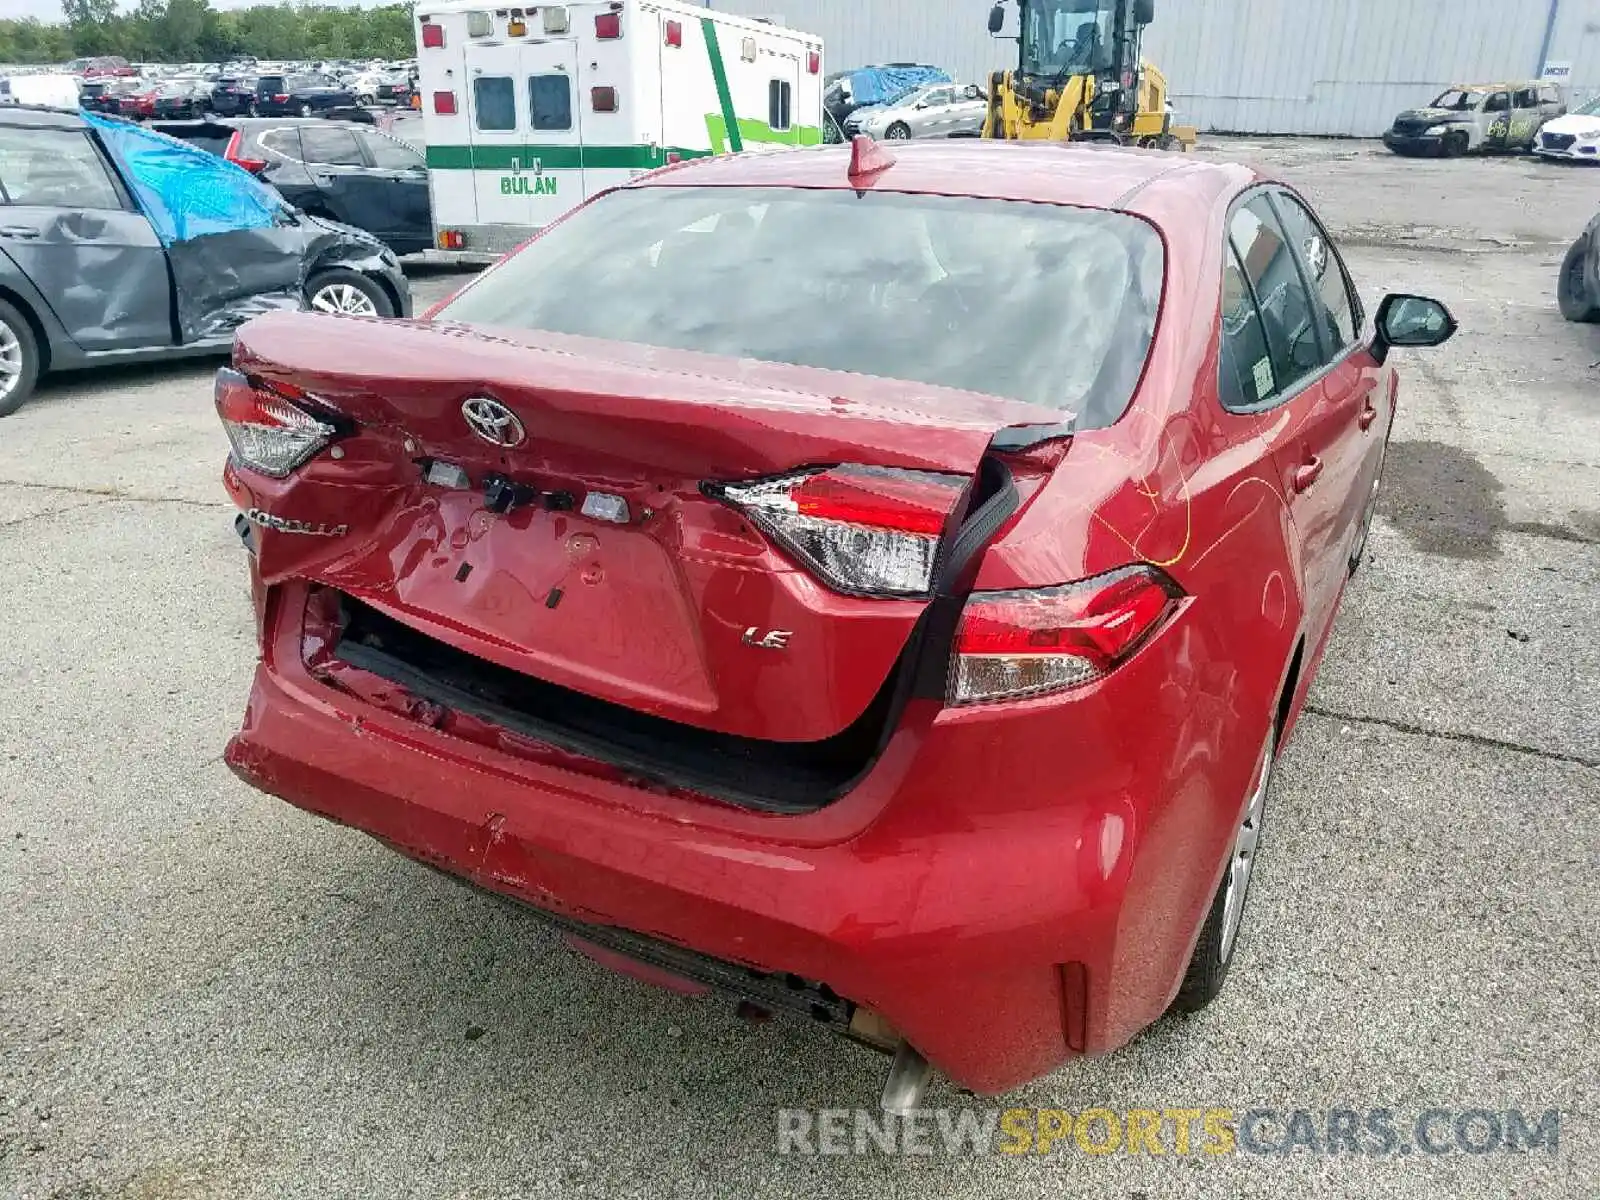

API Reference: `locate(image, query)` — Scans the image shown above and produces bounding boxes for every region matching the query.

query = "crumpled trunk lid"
[230,312,1055,745]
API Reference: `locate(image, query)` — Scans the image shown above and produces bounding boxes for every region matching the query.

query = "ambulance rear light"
[421,21,444,47]
[437,230,466,251]
[808,51,821,74]
[591,86,618,112]
[594,11,622,39]
[542,6,569,34]
[432,90,457,114]
[664,19,682,47]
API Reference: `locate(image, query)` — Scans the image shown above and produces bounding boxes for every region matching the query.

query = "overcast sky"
[11,0,380,21]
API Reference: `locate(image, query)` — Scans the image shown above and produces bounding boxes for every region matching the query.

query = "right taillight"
[709,464,967,598]
[950,565,1184,705]
[215,367,338,478]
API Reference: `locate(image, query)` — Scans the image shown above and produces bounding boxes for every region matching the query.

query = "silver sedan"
[847,83,989,141]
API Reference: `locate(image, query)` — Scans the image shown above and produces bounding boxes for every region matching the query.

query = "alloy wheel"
[1219,733,1272,963]
[0,318,22,403]
[310,283,378,316]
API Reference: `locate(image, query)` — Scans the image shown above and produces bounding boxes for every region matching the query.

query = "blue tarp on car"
[842,65,951,107]
[81,110,281,244]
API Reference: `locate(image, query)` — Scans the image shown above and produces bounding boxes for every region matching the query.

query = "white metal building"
[703,0,1600,136]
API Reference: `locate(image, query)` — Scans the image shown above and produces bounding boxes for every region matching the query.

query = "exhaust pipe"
[879,1041,932,1117]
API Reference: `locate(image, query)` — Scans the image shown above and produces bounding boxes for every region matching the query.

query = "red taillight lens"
[664,19,682,47]
[950,566,1184,704]
[808,50,821,74]
[273,93,288,102]
[421,21,444,47]
[711,465,966,597]
[437,229,466,250]
[433,90,457,114]
[591,85,618,112]
[215,367,338,478]
[222,130,267,175]
[594,11,622,38]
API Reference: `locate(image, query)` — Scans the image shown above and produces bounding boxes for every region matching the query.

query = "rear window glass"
[435,186,1164,426]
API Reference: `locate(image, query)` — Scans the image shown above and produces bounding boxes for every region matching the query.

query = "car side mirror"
[1373,294,1457,364]
[987,3,1005,35]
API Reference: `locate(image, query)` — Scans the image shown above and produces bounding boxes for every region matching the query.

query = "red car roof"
[633,140,1260,219]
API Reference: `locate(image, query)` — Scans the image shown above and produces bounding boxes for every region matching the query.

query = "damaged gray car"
[0,107,411,417]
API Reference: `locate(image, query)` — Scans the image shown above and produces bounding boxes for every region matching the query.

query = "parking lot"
[1,138,1596,1199]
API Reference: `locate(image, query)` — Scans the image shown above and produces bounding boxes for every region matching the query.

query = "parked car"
[1559,212,1600,322]
[373,72,414,106]
[1534,93,1600,162]
[825,63,948,140]
[80,79,139,115]
[0,107,410,417]
[216,139,1455,1100]
[210,75,258,116]
[134,82,206,120]
[846,82,988,140]
[253,73,357,117]
[151,117,432,256]
[1383,82,1565,156]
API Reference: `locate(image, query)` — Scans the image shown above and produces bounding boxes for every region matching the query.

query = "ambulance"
[413,1,825,254]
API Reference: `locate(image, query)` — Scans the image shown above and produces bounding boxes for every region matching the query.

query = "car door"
[914,87,954,136]
[523,49,581,217]
[356,127,433,253]
[1482,90,1513,149]
[464,42,532,231]
[1510,86,1543,147]
[1225,193,1363,650]
[949,84,988,135]
[0,122,173,352]
[1269,190,1385,574]
[292,123,390,233]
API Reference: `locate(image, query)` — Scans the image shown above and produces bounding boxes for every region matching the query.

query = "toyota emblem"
[461,397,526,447]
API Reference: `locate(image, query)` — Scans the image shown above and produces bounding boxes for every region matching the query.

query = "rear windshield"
[436,186,1164,427]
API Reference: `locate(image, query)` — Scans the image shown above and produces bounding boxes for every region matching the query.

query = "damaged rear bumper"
[225,576,1228,1094]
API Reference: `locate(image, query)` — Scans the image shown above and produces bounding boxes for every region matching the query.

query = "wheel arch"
[0,284,55,375]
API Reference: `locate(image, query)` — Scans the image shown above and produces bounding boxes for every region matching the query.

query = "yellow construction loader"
[981,0,1196,149]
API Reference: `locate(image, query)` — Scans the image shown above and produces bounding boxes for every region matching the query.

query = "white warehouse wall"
[699,0,1600,136]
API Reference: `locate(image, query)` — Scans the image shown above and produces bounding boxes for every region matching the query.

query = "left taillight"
[215,367,338,478]
[949,565,1184,705]
[708,464,967,598]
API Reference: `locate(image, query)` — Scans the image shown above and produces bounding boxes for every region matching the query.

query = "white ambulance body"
[414,0,824,253]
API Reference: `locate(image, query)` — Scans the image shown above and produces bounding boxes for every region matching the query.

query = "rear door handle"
[1293,457,1325,493]
[0,226,40,239]
[1358,398,1379,431]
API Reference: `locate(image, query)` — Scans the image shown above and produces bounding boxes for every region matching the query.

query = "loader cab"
[990,0,1154,133]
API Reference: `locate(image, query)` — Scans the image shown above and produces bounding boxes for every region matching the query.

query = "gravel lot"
[1,139,1596,1200]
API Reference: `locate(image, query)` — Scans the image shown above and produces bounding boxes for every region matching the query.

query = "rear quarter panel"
[971,182,1308,1042]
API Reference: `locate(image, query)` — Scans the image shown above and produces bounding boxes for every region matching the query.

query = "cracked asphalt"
[1,139,1597,1199]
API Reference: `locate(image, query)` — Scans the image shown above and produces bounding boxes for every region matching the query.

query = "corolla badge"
[461,397,526,447]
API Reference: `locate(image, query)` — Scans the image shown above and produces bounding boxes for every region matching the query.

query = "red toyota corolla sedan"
[217,139,1454,1103]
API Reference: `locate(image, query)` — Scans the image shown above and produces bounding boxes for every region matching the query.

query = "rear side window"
[1219,247,1278,410]
[361,130,424,169]
[258,76,285,93]
[435,186,1165,427]
[297,125,364,166]
[260,128,301,160]
[528,74,572,131]
[1272,192,1359,351]
[473,76,516,131]
[1229,197,1323,394]
[0,127,123,211]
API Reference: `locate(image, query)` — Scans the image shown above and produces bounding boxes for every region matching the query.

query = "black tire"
[0,298,42,419]
[1170,727,1275,1014]
[304,268,396,319]
[885,122,911,140]
[1557,235,1600,324]
[247,101,259,116]
[1443,130,1469,158]
[298,102,314,118]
